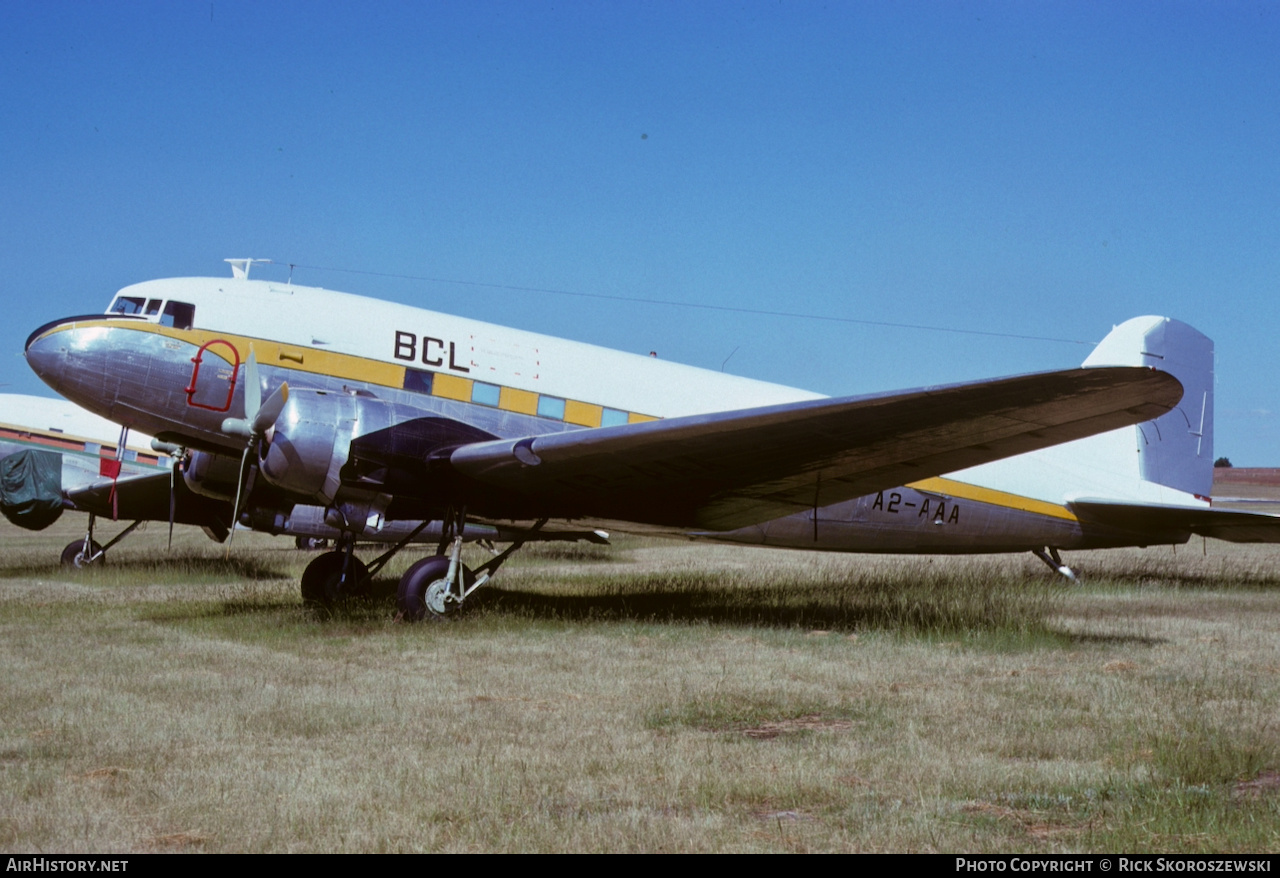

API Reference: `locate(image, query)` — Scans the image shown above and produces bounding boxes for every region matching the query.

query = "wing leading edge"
[448,366,1183,531]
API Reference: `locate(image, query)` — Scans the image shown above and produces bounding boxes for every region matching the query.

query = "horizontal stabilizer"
[1071,499,1280,543]
[450,366,1183,531]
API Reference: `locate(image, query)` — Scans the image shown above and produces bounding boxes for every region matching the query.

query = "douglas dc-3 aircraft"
[23,261,1204,618]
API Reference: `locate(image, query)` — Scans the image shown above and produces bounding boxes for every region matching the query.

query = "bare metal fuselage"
[24,283,1203,560]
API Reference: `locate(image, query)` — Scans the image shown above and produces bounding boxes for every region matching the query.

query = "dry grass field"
[1,517,1278,853]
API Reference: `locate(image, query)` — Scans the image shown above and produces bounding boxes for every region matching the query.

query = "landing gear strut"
[1032,547,1077,580]
[293,504,544,617]
[397,554,476,620]
[59,514,144,567]
[395,514,546,621]
[61,538,104,568]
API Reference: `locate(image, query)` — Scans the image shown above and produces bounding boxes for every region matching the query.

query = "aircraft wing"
[62,461,613,547]
[65,469,231,533]
[1071,499,1280,543]
[448,366,1182,531]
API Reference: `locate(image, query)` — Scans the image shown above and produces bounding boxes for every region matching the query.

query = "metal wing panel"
[450,366,1182,530]
[66,470,231,528]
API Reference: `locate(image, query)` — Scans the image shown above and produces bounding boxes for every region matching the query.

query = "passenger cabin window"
[160,301,195,330]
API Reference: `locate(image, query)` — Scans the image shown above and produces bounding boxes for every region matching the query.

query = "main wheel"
[300,551,370,607]
[294,536,329,551]
[397,555,475,621]
[61,539,104,568]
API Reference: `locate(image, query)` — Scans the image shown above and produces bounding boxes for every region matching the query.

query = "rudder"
[1082,316,1214,498]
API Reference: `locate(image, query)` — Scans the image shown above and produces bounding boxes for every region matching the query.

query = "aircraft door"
[185,339,240,412]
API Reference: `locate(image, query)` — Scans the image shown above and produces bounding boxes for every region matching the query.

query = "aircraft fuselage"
[24,276,1201,561]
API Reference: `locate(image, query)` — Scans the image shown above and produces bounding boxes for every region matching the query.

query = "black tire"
[61,539,104,568]
[294,536,329,551]
[300,551,369,607]
[397,555,475,621]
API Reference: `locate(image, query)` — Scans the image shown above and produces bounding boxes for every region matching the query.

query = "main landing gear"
[395,516,543,620]
[300,536,370,606]
[297,511,546,620]
[396,554,476,620]
[1032,547,1077,580]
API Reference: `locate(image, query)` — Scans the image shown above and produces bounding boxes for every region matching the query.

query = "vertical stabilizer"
[1082,316,1213,498]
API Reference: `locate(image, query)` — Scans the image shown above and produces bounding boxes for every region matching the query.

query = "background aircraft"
[21,264,1183,617]
[0,393,181,564]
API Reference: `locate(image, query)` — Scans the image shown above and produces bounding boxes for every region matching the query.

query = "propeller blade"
[154,441,185,550]
[168,462,176,550]
[225,443,252,556]
[244,349,261,423]
[252,382,289,436]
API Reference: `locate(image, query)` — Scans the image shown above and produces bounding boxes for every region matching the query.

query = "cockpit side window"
[144,299,162,316]
[109,296,146,315]
[160,301,195,330]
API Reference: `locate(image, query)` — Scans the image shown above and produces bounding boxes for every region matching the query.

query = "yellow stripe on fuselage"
[41,319,661,428]
[907,476,1078,522]
[48,320,407,388]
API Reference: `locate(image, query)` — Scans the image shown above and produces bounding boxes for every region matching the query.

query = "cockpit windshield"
[106,295,195,330]
[161,301,195,330]
[108,296,146,315]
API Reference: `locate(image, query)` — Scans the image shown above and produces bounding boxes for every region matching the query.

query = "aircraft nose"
[25,316,106,396]
[25,325,68,392]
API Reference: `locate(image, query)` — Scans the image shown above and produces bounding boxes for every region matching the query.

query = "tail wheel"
[300,551,370,607]
[397,555,475,621]
[61,539,104,568]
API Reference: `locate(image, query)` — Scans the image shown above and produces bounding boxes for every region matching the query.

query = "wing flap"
[450,366,1182,530]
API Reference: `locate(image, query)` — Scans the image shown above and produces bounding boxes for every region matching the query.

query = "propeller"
[222,350,290,440]
[150,438,185,549]
[220,350,289,551]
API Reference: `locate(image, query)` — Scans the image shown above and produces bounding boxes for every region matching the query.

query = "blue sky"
[3,1,1278,463]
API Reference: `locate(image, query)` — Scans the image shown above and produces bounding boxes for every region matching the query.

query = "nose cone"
[24,324,69,395]
[24,320,117,418]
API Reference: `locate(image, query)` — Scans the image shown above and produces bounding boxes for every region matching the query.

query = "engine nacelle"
[182,449,243,501]
[258,390,423,504]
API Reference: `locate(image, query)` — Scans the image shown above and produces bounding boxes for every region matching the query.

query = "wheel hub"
[424,578,455,616]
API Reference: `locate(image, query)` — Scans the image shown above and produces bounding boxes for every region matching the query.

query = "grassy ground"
[0,518,1277,852]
